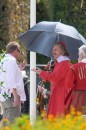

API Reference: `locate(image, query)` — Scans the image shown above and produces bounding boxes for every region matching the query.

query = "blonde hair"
[6,41,20,53]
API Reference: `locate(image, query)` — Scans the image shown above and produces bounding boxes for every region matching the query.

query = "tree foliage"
[0,0,86,63]
[0,0,30,60]
[37,0,86,37]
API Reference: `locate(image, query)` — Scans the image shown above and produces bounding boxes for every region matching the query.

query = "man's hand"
[38,86,44,93]
[13,95,19,107]
[12,88,19,107]
[19,61,26,70]
[31,67,42,74]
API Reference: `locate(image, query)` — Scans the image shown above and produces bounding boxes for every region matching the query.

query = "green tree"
[0,0,30,60]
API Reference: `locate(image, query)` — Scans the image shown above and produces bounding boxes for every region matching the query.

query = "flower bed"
[0,108,86,130]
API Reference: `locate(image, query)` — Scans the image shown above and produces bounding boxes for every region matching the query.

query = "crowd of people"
[0,41,86,122]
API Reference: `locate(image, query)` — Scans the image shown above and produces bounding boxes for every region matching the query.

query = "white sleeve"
[6,60,17,89]
[20,92,26,101]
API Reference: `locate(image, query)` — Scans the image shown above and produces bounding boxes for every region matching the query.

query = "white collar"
[56,55,70,63]
[5,54,16,60]
[80,58,86,63]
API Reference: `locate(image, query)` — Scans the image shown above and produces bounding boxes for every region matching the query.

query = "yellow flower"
[76,111,82,116]
[4,126,10,130]
[41,110,46,118]
[72,116,77,125]
[25,119,30,124]
[65,114,71,119]
[70,106,76,116]
[20,125,26,130]
[79,123,86,130]
[26,124,31,129]
[47,114,55,122]
[0,109,86,130]
[3,118,9,123]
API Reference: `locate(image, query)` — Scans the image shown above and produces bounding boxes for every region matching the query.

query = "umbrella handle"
[44,60,56,71]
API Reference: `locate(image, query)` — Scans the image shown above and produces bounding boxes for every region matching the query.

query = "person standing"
[0,41,26,122]
[32,42,70,117]
[66,45,86,114]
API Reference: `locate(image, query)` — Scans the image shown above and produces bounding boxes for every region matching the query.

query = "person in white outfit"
[0,41,26,122]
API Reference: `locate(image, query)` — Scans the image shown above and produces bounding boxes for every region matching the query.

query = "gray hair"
[79,45,86,57]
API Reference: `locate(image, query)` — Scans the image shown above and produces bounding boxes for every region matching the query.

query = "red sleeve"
[39,62,68,83]
[65,66,76,89]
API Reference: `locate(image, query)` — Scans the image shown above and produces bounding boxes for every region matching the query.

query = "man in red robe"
[66,45,86,114]
[32,42,70,117]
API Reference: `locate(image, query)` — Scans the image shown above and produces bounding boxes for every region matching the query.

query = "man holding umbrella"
[32,41,71,117]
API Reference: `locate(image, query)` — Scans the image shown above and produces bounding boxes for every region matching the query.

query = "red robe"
[40,60,70,117]
[65,62,86,114]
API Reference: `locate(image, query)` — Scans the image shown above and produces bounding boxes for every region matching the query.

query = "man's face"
[52,45,62,60]
[13,47,21,60]
[17,48,21,60]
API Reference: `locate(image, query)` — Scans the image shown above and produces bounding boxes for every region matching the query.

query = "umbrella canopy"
[19,21,86,60]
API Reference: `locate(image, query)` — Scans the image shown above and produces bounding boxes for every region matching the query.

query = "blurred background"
[0,0,86,64]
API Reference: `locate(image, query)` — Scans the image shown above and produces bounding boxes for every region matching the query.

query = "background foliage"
[37,0,86,37]
[0,0,86,63]
[0,0,29,60]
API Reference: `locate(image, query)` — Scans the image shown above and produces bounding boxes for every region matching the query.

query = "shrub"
[0,108,86,130]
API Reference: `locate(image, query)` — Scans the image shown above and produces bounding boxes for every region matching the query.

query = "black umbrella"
[19,21,86,60]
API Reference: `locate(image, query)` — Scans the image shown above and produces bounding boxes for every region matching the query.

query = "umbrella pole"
[30,0,36,125]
